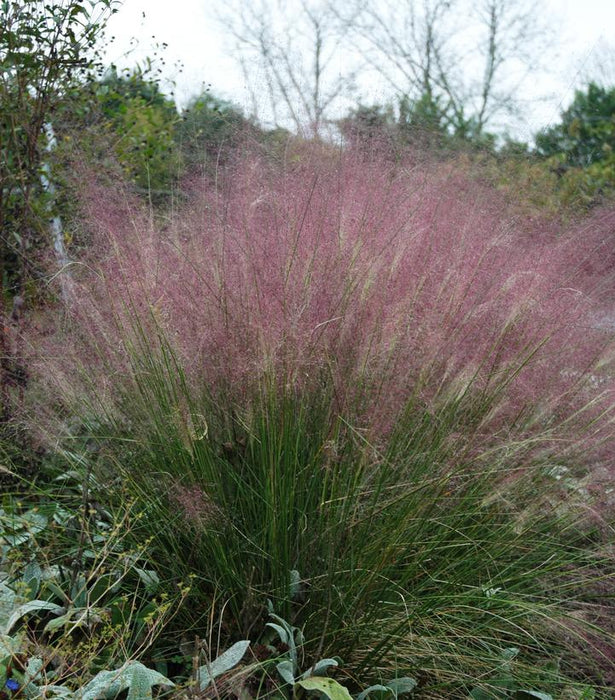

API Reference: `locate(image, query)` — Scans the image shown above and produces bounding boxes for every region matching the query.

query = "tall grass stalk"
[29,145,615,695]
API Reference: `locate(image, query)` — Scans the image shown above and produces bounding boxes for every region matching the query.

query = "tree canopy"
[535,82,615,168]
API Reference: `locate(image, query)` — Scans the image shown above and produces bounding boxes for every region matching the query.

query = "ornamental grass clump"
[30,144,615,696]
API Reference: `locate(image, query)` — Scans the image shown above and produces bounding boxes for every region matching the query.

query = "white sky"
[103,0,615,141]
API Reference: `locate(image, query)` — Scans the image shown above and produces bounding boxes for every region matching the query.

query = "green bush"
[177,92,250,173]
[95,67,182,193]
[536,83,615,168]
[0,0,116,292]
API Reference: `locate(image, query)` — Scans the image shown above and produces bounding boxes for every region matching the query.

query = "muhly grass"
[27,144,615,695]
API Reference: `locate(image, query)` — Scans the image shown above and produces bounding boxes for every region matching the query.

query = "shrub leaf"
[301,658,340,679]
[5,600,64,634]
[79,661,174,700]
[197,640,250,690]
[295,677,353,700]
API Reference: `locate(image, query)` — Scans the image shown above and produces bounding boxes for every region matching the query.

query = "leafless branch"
[215,0,359,137]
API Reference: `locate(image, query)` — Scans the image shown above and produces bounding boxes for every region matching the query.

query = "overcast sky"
[103,0,615,141]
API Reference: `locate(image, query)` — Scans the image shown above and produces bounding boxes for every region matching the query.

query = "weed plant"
[0,465,184,695]
[27,144,615,696]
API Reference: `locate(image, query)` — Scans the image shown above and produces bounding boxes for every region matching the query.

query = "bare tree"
[216,0,360,137]
[578,38,615,88]
[341,0,553,136]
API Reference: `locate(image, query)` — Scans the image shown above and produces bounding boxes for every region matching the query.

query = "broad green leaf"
[301,658,339,679]
[135,568,160,594]
[294,626,305,647]
[22,561,42,598]
[21,656,45,697]
[267,612,300,666]
[79,669,122,699]
[356,684,395,700]
[21,510,48,534]
[5,600,64,634]
[79,661,173,700]
[268,612,295,634]
[53,508,72,525]
[277,659,295,685]
[295,677,353,700]
[43,579,71,605]
[0,634,21,660]
[71,574,88,608]
[197,640,250,690]
[44,608,105,633]
[24,656,44,682]
[0,583,17,629]
[384,678,418,696]
[3,533,30,546]
[37,685,74,698]
[18,656,45,699]
[266,622,292,646]
[88,574,119,603]
[125,662,167,700]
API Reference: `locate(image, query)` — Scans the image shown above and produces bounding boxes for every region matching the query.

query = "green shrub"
[95,67,182,193]
[177,92,250,173]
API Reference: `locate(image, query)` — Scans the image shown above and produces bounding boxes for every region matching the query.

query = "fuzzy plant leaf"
[295,676,353,700]
[356,685,395,700]
[37,685,74,698]
[20,510,49,534]
[197,640,250,690]
[79,669,121,700]
[267,612,301,667]
[266,622,292,646]
[3,533,30,546]
[22,656,45,697]
[277,659,295,685]
[5,600,64,634]
[22,561,43,598]
[384,678,418,696]
[0,582,17,629]
[0,633,21,659]
[25,656,44,679]
[134,568,160,594]
[44,607,106,633]
[125,662,167,700]
[301,658,340,679]
[79,661,174,700]
[43,579,72,605]
[71,574,88,608]
[358,678,418,700]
